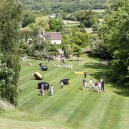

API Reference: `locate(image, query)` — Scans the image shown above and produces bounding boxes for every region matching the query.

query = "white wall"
[51,40,61,45]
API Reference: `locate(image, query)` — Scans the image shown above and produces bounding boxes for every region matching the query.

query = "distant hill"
[20,0,107,14]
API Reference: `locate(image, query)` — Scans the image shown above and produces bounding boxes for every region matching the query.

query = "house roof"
[43,32,62,40]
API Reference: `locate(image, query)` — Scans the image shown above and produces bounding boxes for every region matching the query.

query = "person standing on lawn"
[95,81,99,93]
[89,79,93,90]
[101,79,105,92]
[50,84,54,96]
[40,84,44,96]
[60,81,64,89]
[83,80,88,91]
[39,63,42,70]
[84,72,86,78]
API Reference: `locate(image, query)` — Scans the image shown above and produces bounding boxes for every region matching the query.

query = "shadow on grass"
[114,89,129,97]
[83,62,109,81]
[83,62,107,70]
[79,88,83,91]
[83,62,129,97]
[83,63,129,97]
[110,84,129,97]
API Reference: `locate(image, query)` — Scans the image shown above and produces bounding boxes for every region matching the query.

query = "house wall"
[51,40,61,45]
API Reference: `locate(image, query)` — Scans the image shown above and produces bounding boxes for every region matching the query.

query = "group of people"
[54,63,73,69]
[82,78,105,93]
[40,84,54,96]
[56,53,65,63]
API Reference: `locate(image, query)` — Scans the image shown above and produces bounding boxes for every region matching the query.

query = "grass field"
[0,55,129,129]
[63,20,80,26]
[92,9,105,12]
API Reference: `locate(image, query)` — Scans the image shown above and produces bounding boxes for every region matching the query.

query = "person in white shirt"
[89,79,93,90]
[98,81,102,92]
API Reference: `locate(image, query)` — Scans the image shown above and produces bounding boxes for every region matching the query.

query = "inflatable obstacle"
[60,79,70,85]
[38,82,49,90]
[34,72,43,80]
[42,66,48,71]
[73,71,84,75]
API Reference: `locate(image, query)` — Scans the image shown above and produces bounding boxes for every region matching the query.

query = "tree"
[22,9,36,28]
[80,9,99,28]
[100,0,129,87]
[73,46,83,60]
[72,31,88,47]
[61,34,76,58]
[35,16,49,30]
[48,18,64,32]
[88,33,111,59]
[0,0,22,106]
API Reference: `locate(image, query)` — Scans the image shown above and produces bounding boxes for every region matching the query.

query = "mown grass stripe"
[117,98,129,129]
[98,96,124,129]
[78,93,114,129]
[66,92,103,128]
[28,75,82,114]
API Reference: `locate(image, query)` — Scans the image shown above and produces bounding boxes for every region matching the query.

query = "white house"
[41,29,62,45]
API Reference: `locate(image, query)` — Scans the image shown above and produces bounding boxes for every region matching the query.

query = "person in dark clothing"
[84,72,86,78]
[101,79,105,91]
[39,63,42,70]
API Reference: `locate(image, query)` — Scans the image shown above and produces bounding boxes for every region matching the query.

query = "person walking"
[84,80,88,91]
[84,72,87,78]
[101,79,105,92]
[73,55,76,62]
[95,81,99,93]
[70,64,73,69]
[50,84,54,96]
[98,81,102,92]
[39,63,43,70]
[60,81,64,89]
[82,80,86,91]
[89,79,93,90]
[40,84,44,96]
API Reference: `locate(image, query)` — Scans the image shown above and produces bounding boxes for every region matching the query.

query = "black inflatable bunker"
[60,79,70,85]
[34,72,43,80]
[38,82,50,90]
[42,66,48,71]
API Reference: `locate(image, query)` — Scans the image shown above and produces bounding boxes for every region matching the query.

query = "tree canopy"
[20,0,107,14]
[100,0,129,87]
[0,0,22,106]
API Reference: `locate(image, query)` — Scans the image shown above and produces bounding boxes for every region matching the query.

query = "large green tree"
[80,9,100,28]
[35,16,49,30]
[0,0,22,106]
[101,0,129,87]
[22,9,36,28]
[48,18,64,32]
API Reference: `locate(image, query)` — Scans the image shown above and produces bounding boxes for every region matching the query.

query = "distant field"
[92,9,105,12]
[63,20,80,26]
[0,55,129,129]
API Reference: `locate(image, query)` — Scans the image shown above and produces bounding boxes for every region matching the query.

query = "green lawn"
[63,20,80,26]
[92,9,105,12]
[0,55,129,129]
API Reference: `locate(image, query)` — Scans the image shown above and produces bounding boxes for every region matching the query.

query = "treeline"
[89,0,129,88]
[20,0,107,14]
